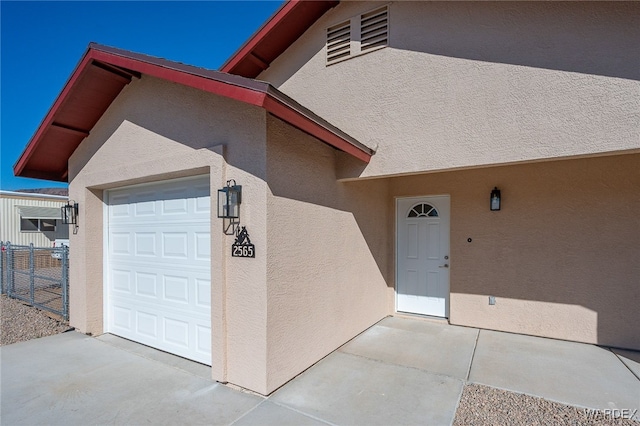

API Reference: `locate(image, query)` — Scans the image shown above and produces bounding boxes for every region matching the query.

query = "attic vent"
[326,5,389,66]
[326,20,351,65]
[360,6,388,53]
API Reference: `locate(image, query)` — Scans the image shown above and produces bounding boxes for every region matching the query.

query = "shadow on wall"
[67,74,392,297]
[391,1,640,81]
[68,77,268,184]
[264,116,392,289]
[265,1,640,87]
[389,153,640,350]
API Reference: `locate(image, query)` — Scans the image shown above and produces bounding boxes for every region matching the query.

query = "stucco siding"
[390,153,640,350]
[265,115,390,392]
[68,75,271,393]
[259,1,640,178]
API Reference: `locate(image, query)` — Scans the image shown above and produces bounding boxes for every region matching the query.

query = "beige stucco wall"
[389,153,640,350]
[259,1,640,178]
[60,2,640,395]
[65,74,392,395]
[265,115,390,393]
[67,75,272,393]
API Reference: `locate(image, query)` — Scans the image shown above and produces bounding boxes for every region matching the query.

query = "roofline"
[266,87,371,154]
[0,190,68,200]
[13,46,95,180]
[220,0,338,77]
[220,0,298,73]
[14,43,372,180]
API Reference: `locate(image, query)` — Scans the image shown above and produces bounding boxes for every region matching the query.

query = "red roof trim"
[221,0,338,78]
[263,96,370,163]
[89,50,267,107]
[15,44,370,181]
[13,53,94,177]
[221,0,300,74]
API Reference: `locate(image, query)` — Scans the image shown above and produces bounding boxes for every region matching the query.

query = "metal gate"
[0,241,69,320]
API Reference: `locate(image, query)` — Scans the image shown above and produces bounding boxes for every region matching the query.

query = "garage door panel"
[196,324,212,356]
[164,317,190,346]
[110,291,210,319]
[134,197,156,216]
[109,195,131,217]
[110,182,210,222]
[107,176,211,365]
[135,271,158,298]
[136,311,158,338]
[110,242,209,270]
[110,261,208,278]
[163,274,190,304]
[112,305,133,330]
[108,299,210,364]
[111,211,209,225]
[162,232,189,258]
[195,193,211,213]
[111,269,132,293]
[109,227,210,264]
[111,232,131,255]
[196,278,211,308]
[195,232,211,259]
[110,266,210,313]
[134,232,157,256]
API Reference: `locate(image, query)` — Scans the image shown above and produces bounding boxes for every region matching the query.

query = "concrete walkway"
[1,317,638,425]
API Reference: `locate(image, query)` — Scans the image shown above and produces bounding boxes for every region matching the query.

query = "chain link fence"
[0,241,69,320]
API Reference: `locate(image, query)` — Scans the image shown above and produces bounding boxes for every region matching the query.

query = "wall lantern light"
[61,201,79,225]
[217,180,242,219]
[61,201,79,234]
[490,187,501,211]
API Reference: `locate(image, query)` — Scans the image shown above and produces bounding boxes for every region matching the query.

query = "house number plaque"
[232,226,255,258]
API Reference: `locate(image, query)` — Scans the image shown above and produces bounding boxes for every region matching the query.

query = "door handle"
[439,264,449,268]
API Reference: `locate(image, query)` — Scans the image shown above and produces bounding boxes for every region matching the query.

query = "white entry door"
[396,196,450,317]
[105,176,211,364]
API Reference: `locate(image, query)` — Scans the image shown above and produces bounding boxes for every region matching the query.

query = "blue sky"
[1,1,282,190]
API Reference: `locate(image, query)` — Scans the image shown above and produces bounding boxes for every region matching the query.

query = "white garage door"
[106,176,211,365]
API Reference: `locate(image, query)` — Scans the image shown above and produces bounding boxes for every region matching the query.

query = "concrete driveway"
[1,316,638,425]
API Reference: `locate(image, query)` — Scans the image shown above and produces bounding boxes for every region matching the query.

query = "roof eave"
[221,0,338,78]
[14,42,371,181]
[13,51,95,180]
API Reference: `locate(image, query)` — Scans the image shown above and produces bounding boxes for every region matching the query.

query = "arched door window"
[407,203,439,218]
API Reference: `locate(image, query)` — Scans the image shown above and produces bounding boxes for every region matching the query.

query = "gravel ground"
[454,383,638,425]
[0,295,72,346]
[1,297,637,425]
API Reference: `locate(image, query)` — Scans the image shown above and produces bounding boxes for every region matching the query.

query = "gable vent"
[326,5,389,66]
[360,6,388,53]
[326,20,351,65]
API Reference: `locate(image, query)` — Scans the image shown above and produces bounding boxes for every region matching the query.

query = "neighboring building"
[13,1,639,395]
[0,190,69,246]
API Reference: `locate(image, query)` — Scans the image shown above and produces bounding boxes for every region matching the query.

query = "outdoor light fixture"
[490,187,501,211]
[217,180,242,219]
[61,201,79,234]
[61,201,79,225]
[218,180,242,235]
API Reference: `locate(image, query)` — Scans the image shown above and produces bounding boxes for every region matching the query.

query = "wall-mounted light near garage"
[61,201,79,234]
[218,180,242,235]
[217,180,242,219]
[490,187,501,211]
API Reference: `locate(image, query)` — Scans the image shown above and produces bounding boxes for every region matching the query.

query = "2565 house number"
[231,227,255,258]
[232,244,255,258]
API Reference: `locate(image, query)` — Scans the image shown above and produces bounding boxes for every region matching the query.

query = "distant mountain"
[15,188,68,196]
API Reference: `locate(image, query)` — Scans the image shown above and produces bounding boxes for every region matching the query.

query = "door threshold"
[394,312,450,324]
